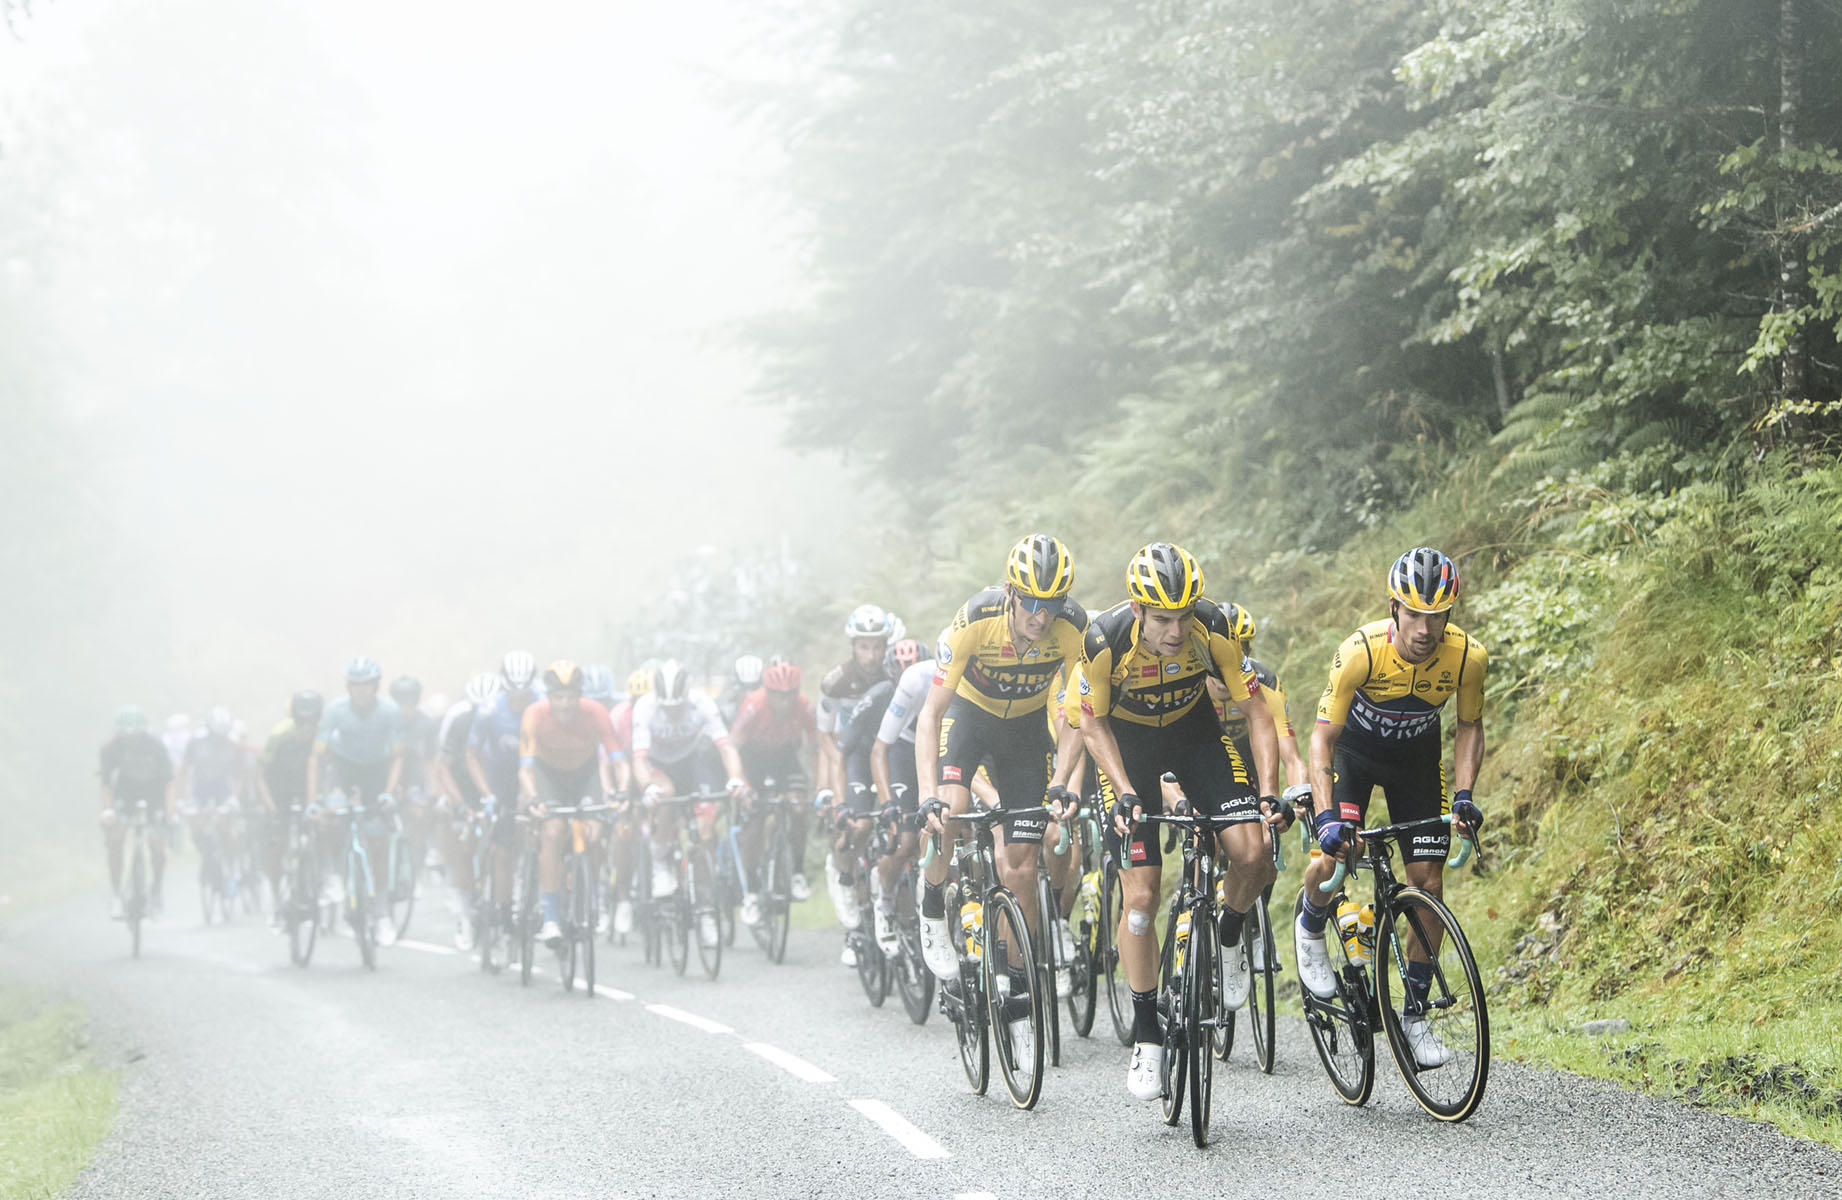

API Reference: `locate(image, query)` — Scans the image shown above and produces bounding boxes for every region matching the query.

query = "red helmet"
[884,637,924,678]
[762,662,803,693]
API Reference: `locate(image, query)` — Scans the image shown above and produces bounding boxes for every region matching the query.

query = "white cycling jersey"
[631,692,730,764]
[875,658,934,747]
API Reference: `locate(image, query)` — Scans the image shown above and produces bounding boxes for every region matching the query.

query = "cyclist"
[100,706,175,919]
[1211,605,1308,788]
[161,712,193,770]
[389,675,440,872]
[468,651,542,936]
[431,672,502,948]
[308,656,405,941]
[1069,542,1284,1099]
[1296,546,1486,1070]
[520,660,619,947]
[583,664,618,710]
[180,706,256,903]
[917,534,1089,1064]
[720,654,765,726]
[630,659,750,945]
[818,604,896,942]
[604,664,654,935]
[255,691,324,927]
[730,659,818,925]
[848,637,926,950]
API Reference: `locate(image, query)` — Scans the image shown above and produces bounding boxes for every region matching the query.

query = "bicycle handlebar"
[1318,814,1478,893]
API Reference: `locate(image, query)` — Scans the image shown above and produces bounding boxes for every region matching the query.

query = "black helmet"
[291,690,324,722]
[389,675,422,705]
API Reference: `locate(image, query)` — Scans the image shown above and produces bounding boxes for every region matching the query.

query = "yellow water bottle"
[1175,909,1192,971]
[961,900,983,960]
[1357,904,1376,959]
[1336,899,1369,966]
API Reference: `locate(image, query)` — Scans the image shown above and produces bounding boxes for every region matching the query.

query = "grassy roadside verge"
[0,986,117,1199]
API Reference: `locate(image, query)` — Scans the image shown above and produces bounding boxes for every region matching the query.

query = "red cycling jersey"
[519,698,616,772]
[730,688,816,750]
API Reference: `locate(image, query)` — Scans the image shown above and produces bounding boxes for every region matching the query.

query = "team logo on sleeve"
[937,643,952,664]
[1077,676,1091,695]
[942,766,963,783]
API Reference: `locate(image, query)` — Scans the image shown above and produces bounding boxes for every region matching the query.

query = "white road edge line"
[848,1098,950,1160]
[394,939,459,956]
[744,1042,837,1084]
[646,1003,734,1035]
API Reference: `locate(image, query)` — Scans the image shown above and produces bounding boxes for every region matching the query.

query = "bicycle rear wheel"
[1375,887,1489,1121]
[127,843,146,959]
[1300,889,1374,1106]
[855,931,888,1006]
[763,833,793,964]
[1067,871,1098,1038]
[517,850,539,986]
[1100,863,1132,1046]
[895,918,934,1025]
[983,888,1044,1111]
[350,860,376,971]
[1159,912,1186,1127]
[1246,897,1277,1073]
[287,847,318,967]
[1187,912,1215,1148]
[573,854,597,998]
[1035,873,1062,1067]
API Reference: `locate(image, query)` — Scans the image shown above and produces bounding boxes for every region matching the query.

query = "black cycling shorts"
[1329,731,1449,864]
[656,748,725,798]
[937,696,1052,845]
[1098,704,1258,871]
[329,757,390,804]
[739,744,804,794]
[886,739,919,814]
[534,760,602,808]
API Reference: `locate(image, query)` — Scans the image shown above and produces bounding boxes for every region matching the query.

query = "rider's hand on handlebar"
[919,796,946,836]
[1110,793,1143,838]
[1451,790,1483,838]
[1045,784,1074,822]
[1314,809,1356,856]
[1258,795,1292,831]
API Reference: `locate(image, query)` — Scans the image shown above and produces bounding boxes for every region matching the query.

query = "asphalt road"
[4,882,1839,1200]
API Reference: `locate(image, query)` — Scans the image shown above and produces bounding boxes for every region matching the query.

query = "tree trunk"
[1778,0,1808,414]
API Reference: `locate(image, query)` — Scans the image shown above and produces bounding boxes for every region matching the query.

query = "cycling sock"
[1405,959,1434,1014]
[1299,895,1329,936]
[1131,987,1161,1044]
[921,881,945,919]
[540,892,558,923]
[1218,906,1246,947]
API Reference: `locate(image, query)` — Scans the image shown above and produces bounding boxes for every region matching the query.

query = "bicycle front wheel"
[350,861,376,971]
[387,836,417,942]
[981,888,1043,1110]
[945,880,987,1094]
[127,843,146,959]
[1035,873,1061,1067]
[1187,911,1215,1148]
[1067,872,1099,1039]
[764,833,793,964]
[572,854,597,998]
[287,848,318,967]
[516,850,539,986]
[688,845,722,980]
[1375,886,1489,1121]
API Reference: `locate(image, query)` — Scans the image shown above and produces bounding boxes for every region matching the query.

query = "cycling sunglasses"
[1013,593,1064,615]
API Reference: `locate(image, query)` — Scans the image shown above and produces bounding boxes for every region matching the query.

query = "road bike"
[119,800,157,958]
[1302,814,1489,1121]
[279,802,322,967]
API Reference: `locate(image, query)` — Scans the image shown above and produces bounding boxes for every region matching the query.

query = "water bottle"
[1175,909,1192,971]
[1357,904,1376,958]
[1336,899,1369,966]
[961,899,983,960]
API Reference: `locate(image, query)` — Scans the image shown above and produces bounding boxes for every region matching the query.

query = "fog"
[1,1,848,858]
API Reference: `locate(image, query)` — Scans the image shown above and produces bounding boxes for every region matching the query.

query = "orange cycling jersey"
[1217,658,1294,743]
[1316,618,1486,744]
[934,586,1089,719]
[1071,597,1253,729]
[519,697,617,772]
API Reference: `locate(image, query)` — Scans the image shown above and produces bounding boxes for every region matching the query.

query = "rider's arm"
[913,679,954,798]
[870,738,893,809]
[465,746,493,800]
[1078,709,1139,810]
[517,703,540,805]
[1308,719,1342,818]
[1451,635,1488,817]
[1453,718,1483,798]
[1241,687,1280,800]
[1048,711,1083,792]
[1267,686,1307,786]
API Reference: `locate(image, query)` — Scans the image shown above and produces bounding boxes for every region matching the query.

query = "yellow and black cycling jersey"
[1216,657,1294,745]
[934,586,1089,719]
[1071,597,1254,729]
[1316,618,1487,744]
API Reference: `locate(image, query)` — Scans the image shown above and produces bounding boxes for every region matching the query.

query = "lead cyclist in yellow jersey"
[917,534,1088,1016]
[1296,546,1487,1070]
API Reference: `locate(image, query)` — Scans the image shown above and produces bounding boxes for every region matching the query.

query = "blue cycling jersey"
[317,695,403,767]
[468,689,540,795]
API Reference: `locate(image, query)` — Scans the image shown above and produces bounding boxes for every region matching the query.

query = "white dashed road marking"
[394,939,458,956]
[848,1098,951,1159]
[646,1003,734,1035]
[745,1041,837,1083]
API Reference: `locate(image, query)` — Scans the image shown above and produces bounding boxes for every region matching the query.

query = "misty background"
[1,0,854,879]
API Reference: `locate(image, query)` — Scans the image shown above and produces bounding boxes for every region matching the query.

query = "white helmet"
[843,604,894,641]
[734,655,765,687]
[500,650,537,691]
[465,672,503,708]
[654,660,691,706]
[206,706,233,737]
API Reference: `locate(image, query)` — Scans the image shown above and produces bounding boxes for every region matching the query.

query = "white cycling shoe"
[789,873,811,902]
[920,914,957,980]
[741,892,762,927]
[874,905,897,952]
[839,939,857,968]
[538,919,563,947]
[699,915,721,949]
[650,862,678,899]
[1127,1043,1165,1100]
[1403,1016,1454,1069]
[613,900,634,936]
[453,918,474,951]
[1222,940,1251,1011]
[826,854,862,930]
[1295,918,1337,1000]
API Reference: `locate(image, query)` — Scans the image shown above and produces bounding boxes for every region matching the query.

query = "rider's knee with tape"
[1126,908,1152,936]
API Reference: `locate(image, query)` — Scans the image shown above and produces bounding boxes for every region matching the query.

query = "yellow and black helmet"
[626,666,654,698]
[1126,542,1204,610]
[1006,533,1075,599]
[543,659,584,692]
[1387,546,1460,614]
[1231,604,1256,646]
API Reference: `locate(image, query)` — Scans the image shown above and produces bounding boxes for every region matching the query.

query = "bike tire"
[1067,871,1098,1038]
[351,864,376,972]
[574,854,597,998]
[689,844,722,980]
[517,849,538,987]
[1100,864,1132,1046]
[1036,873,1061,1067]
[894,869,933,1025]
[1159,911,1186,1127]
[668,891,691,977]
[1301,889,1374,1107]
[288,849,318,968]
[1247,897,1277,1074]
[1188,912,1214,1147]
[946,880,988,1095]
[855,931,889,1006]
[766,834,793,964]
[1375,886,1489,1122]
[983,888,1044,1111]
[127,845,146,960]
[388,836,417,943]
